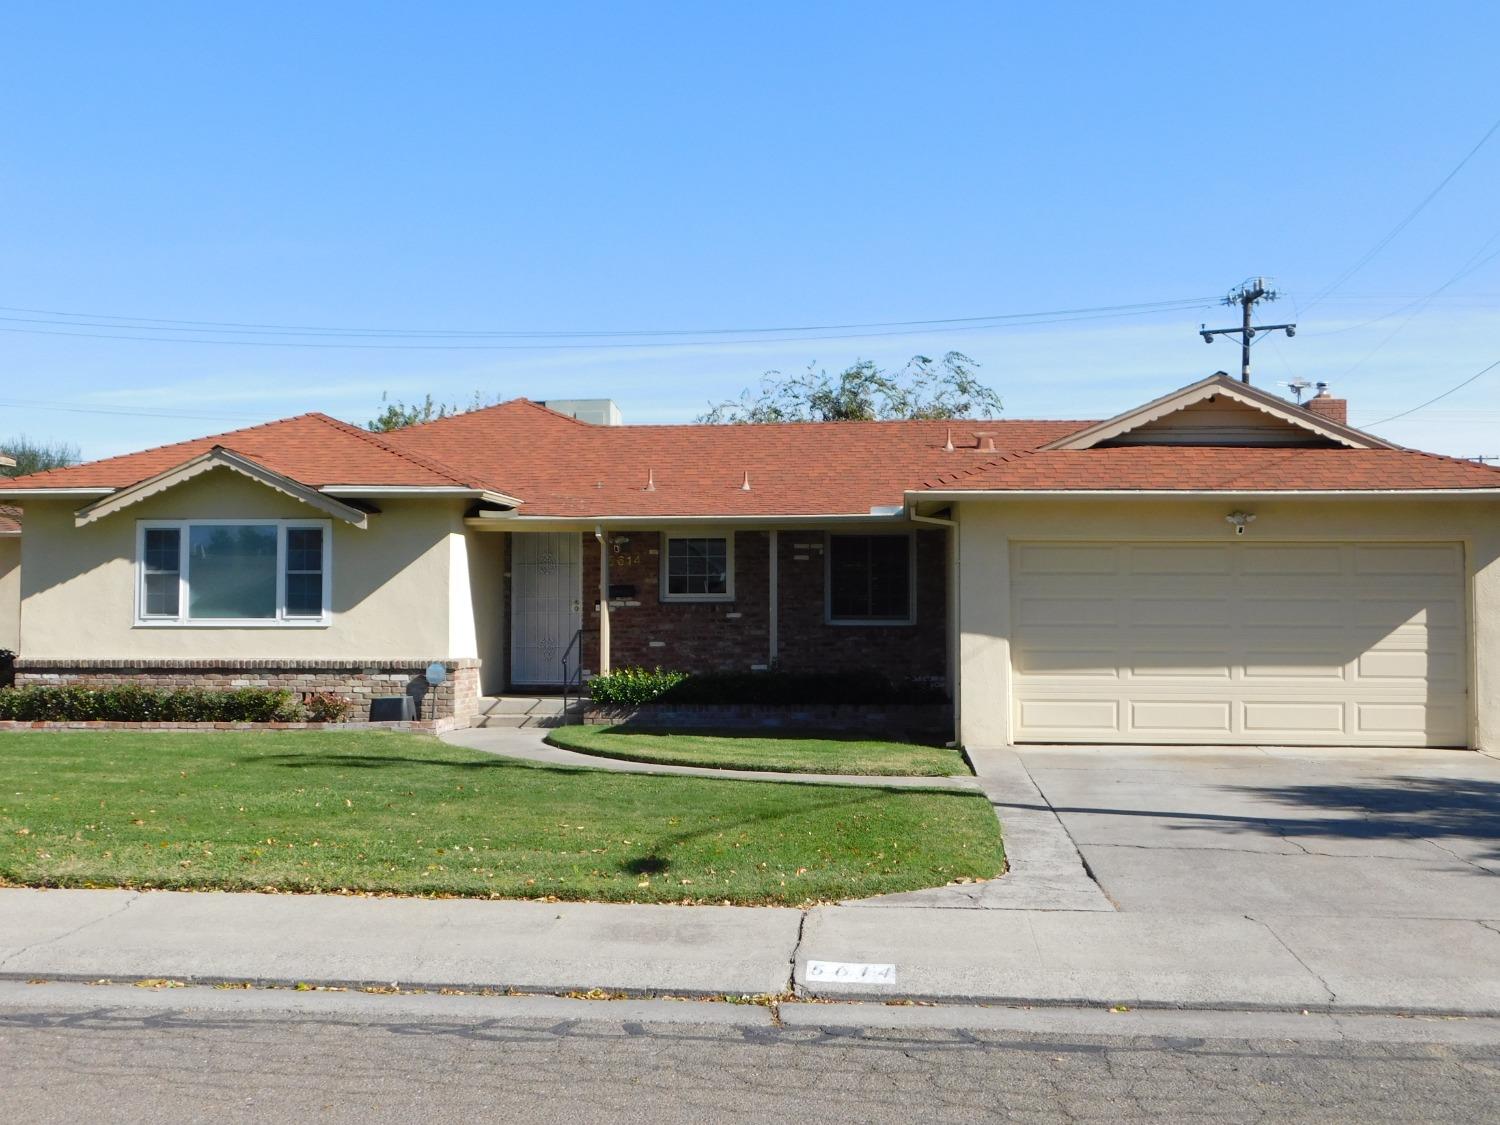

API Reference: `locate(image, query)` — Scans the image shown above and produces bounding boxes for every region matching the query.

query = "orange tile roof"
[380,399,1083,516]
[4,396,1498,517]
[0,413,484,492]
[0,503,19,534]
[922,446,1500,492]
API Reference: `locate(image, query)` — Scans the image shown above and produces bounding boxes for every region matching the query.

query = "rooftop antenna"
[1199,276,1297,384]
[1278,376,1313,403]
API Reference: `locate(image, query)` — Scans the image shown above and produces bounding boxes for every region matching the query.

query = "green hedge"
[587,668,947,708]
[587,667,689,707]
[0,685,303,723]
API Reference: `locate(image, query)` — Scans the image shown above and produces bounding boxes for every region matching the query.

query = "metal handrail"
[559,628,585,725]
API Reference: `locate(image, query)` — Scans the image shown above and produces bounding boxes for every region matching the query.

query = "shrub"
[0,685,302,723]
[304,692,354,723]
[586,668,947,708]
[587,667,689,707]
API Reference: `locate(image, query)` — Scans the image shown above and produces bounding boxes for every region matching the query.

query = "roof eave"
[321,485,524,506]
[909,487,1500,500]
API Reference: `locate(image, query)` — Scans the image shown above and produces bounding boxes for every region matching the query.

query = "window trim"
[659,532,735,603]
[134,518,333,628]
[824,531,917,626]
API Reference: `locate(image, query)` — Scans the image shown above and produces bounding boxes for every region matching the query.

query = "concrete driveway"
[1016,745,1500,919]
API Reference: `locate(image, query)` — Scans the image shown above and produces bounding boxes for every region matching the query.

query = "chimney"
[1304,382,1348,427]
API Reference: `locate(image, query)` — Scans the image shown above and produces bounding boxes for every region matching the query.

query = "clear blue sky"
[3,2,1498,459]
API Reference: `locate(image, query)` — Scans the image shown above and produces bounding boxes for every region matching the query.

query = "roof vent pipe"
[943,428,955,452]
[644,468,656,492]
[973,432,997,453]
[741,471,752,491]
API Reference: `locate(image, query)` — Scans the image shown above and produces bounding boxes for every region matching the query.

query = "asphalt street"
[3,984,1498,1123]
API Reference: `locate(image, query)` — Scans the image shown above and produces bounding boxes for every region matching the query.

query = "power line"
[1303,111,1500,314]
[1366,357,1500,427]
[0,299,1218,351]
[0,296,1216,341]
[0,398,269,422]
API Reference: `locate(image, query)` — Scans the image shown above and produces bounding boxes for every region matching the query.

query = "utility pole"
[1200,277,1297,384]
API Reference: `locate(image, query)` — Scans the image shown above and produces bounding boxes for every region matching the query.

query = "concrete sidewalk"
[4,887,1499,1015]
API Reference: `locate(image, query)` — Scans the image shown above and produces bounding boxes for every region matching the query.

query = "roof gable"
[1041,375,1391,451]
[72,449,370,528]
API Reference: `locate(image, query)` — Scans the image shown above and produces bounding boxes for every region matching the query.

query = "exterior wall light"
[1225,511,1256,536]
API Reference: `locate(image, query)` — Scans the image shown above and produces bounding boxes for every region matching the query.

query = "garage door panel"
[1011,541,1467,747]
[1014,544,1118,574]
[1241,651,1348,680]
[1128,546,1231,575]
[1126,597,1232,627]
[1017,596,1117,627]
[1018,698,1119,732]
[1013,647,1122,677]
[1243,701,1348,735]
[1240,545,1343,575]
[1354,545,1463,575]
[1130,700,1232,733]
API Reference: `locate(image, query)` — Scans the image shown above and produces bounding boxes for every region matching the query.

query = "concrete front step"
[474,695,588,729]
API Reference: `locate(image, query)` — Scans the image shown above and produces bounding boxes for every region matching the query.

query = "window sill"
[133,620,332,629]
[659,595,735,605]
[826,617,915,627]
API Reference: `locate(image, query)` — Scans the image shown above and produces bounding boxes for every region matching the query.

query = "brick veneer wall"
[12,658,483,721]
[578,529,947,683]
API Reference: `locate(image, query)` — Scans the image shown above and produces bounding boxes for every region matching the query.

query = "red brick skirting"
[10,659,483,721]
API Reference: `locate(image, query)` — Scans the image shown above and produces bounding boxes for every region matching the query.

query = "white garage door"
[1010,542,1468,746]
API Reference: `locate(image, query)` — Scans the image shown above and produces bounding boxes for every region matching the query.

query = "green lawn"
[0,731,1002,905]
[546,725,970,776]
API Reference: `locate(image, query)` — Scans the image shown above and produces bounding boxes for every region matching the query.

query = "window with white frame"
[136,520,331,625]
[827,533,914,624]
[661,534,733,601]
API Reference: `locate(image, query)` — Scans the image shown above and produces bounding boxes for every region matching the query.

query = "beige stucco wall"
[464,528,506,694]
[17,469,492,660]
[954,496,1500,750]
[0,536,19,652]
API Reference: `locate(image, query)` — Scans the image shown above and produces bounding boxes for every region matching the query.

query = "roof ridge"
[379,397,594,436]
[307,413,487,488]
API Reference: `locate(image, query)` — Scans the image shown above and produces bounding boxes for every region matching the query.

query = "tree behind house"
[698,351,1001,423]
[0,436,81,476]
[367,391,503,432]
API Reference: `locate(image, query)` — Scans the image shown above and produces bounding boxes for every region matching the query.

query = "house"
[2,373,1499,749]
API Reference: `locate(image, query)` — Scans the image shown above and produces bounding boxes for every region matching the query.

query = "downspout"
[909,507,960,746]
[594,525,611,676]
[768,529,779,669]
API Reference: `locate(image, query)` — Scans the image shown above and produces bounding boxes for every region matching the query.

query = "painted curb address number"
[804,960,897,984]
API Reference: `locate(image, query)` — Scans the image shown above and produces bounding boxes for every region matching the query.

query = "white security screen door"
[510,533,583,686]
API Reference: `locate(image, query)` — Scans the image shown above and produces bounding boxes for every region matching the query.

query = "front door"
[510,533,583,687]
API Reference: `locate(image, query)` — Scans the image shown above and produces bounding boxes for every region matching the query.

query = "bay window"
[136,520,331,626]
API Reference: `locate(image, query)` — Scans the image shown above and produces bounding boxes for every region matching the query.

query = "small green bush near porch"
[547,725,970,777]
[0,731,1003,905]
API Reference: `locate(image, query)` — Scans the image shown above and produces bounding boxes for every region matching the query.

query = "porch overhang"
[465,512,919,532]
